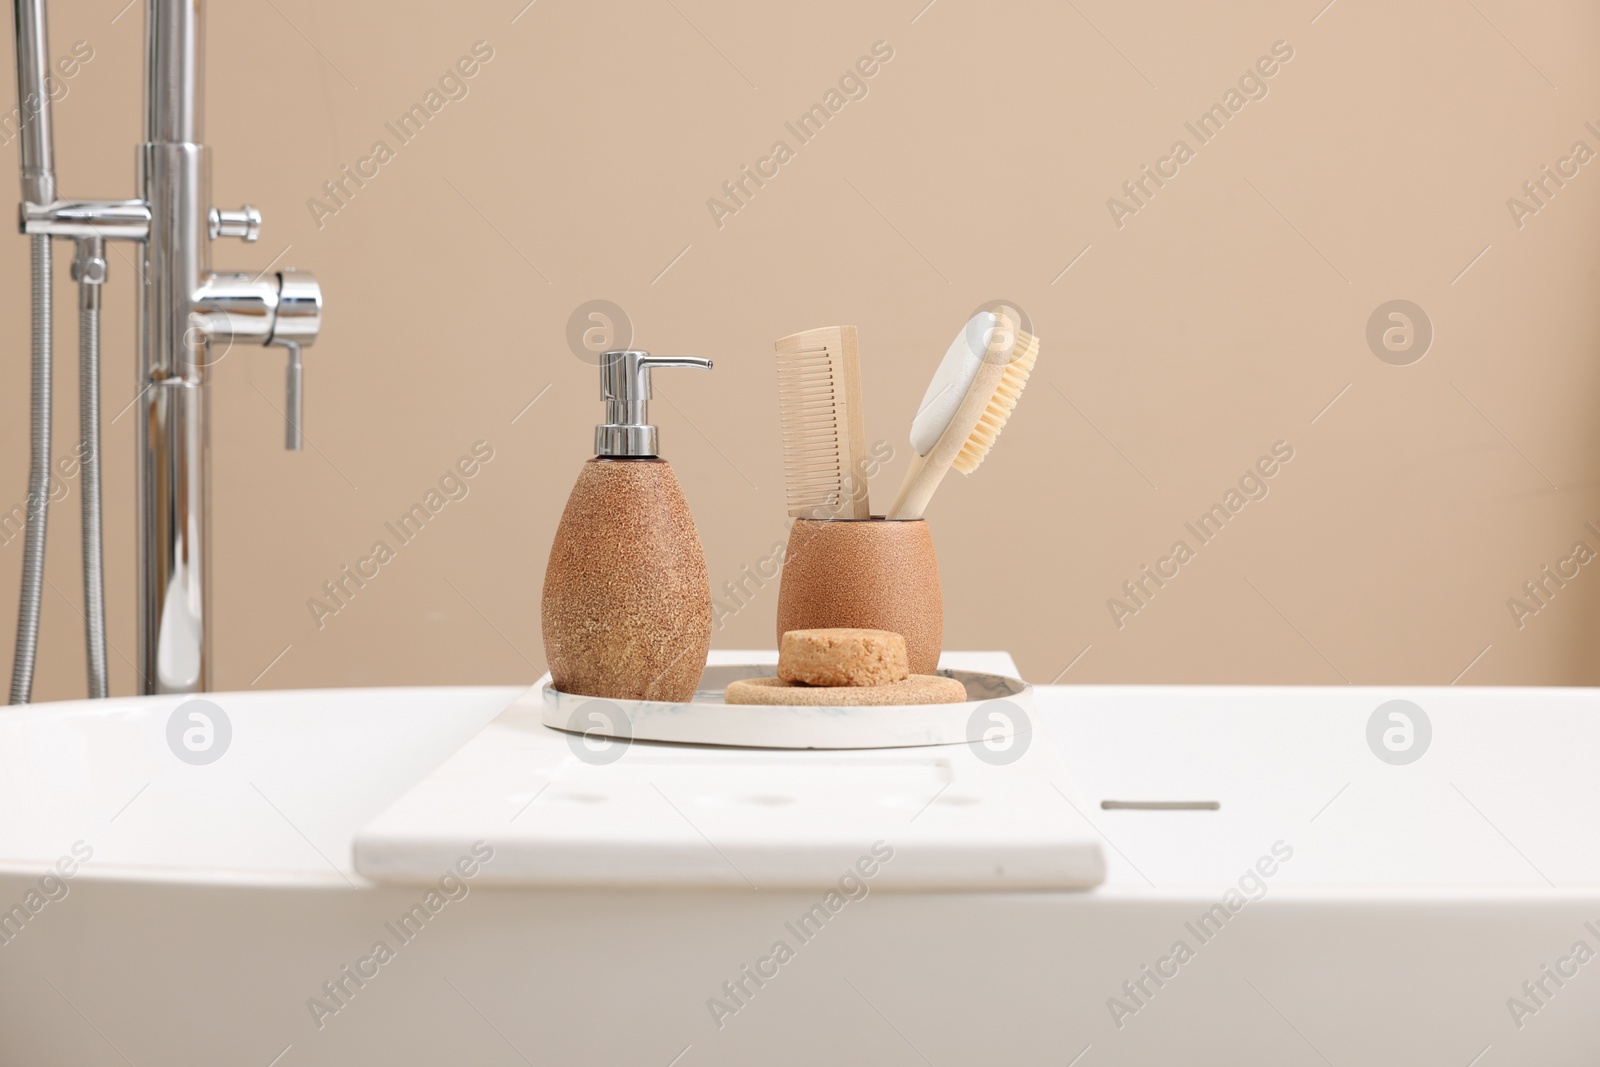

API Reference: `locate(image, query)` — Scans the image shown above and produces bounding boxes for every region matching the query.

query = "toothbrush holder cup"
[775,517,943,675]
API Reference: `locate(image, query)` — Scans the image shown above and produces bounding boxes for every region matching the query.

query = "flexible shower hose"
[10,234,52,704]
[79,284,106,699]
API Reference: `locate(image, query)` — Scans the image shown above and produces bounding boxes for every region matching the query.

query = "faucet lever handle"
[265,268,320,451]
[272,340,303,451]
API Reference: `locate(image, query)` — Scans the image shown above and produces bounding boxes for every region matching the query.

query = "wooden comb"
[773,325,872,519]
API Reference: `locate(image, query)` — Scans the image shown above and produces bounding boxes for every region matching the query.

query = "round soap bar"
[724,674,967,706]
[778,628,910,687]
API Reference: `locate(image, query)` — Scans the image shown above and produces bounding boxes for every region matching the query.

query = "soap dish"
[539,663,1032,750]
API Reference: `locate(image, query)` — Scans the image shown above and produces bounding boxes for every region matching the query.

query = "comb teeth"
[952,331,1038,474]
[773,326,870,518]
[776,348,846,512]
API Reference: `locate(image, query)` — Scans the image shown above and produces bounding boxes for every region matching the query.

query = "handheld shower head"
[11,0,57,205]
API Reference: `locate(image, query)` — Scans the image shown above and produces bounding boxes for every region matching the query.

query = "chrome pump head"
[595,350,712,458]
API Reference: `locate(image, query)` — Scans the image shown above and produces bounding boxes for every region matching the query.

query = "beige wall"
[3,0,1599,699]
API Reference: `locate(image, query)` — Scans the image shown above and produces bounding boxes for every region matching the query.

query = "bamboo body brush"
[887,309,1039,519]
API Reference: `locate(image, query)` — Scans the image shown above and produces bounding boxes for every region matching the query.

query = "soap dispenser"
[542,350,715,703]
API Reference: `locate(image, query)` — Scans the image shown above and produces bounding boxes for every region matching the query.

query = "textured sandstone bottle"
[540,351,713,702]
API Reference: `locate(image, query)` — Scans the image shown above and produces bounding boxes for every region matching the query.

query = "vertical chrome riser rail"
[137,31,210,690]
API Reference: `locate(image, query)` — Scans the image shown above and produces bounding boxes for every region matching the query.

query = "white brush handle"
[888,357,1007,520]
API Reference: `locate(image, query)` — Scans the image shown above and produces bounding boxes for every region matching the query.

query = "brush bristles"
[776,347,848,512]
[952,331,1038,474]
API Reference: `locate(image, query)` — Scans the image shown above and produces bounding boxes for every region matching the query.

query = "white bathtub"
[0,674,1595,1065]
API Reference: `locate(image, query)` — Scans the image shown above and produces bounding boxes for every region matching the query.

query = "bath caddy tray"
[540,663,1029,749]
[353,651,1107,890]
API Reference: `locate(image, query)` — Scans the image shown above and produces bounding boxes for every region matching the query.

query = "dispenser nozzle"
[595,350,713,457]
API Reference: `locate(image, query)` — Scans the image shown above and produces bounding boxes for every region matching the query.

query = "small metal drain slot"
[1100,800,1220,811]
